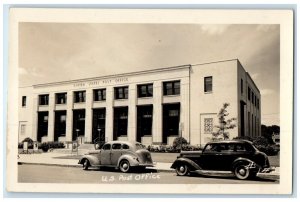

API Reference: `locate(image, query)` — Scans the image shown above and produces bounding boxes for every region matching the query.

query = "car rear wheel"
[175,164,189,176]
[119,160,131,173]
[234,164,250,180]
[82,159,90,170]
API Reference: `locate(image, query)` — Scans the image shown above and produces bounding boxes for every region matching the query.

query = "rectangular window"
[114,86,128,99]
[74,91,86,103]
[257,98,260,109]
[56,93,67,104]
[241,79,243,94]
[204,118,214,134]
[94,89,106,101]
[22,96,26,107]
[137,84,153,98]
[254,95,257,106]
[204,77,213,93]
[163,80,181,96]
[248,87,251,100]
[252,92,254,104]
[39,94,49,105]
[20,124,26,135]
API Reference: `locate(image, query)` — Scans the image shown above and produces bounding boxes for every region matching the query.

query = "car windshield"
[135,143,146,150]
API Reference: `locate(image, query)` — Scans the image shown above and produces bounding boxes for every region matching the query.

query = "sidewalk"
[18,152,280,179]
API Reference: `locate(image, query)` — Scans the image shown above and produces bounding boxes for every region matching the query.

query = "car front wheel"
[119,160,131,173]
[175,164,189,176]
[82,159,90,170]
[234,164,250,180]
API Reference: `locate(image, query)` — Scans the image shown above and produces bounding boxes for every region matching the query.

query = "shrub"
[253,136,279,156]
[40,142,65,152]
[233,136,253,142]
[173,137,188,150]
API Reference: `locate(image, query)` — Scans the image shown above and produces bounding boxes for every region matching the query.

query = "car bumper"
[260,166,275,173]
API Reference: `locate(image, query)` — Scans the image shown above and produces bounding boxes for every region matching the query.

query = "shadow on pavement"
[83,167,158,174]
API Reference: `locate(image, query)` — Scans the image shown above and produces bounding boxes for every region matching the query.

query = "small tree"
[212,103,237,140]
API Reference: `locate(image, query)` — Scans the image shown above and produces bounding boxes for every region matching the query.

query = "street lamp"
[76,129,80,155]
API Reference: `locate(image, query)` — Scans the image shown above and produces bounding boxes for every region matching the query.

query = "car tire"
[82,159,90,170]
[175,164,189,176]
[234,164,250,180]
[119,160,131,173]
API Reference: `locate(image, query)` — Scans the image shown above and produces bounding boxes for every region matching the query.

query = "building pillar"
[85,89,93,143]
[47,92,55,142]
[180,78,190,143]
[152,81,163,144]
[32,94,39,141]
[105,86,114,141]
[128,84,137,141]
[65,91,73,142]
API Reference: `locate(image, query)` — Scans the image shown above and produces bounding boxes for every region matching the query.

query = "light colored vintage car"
[78,141,154,173]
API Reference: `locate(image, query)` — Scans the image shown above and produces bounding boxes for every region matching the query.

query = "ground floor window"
[54,110,67,141]
[163,103,180,144]
[136,105,153,142]
[37,111,49,142]
[113,107,128,140]
[73,109,85,141]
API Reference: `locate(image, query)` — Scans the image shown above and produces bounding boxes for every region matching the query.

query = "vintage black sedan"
[171,140,274,180]
[78,141,154,173]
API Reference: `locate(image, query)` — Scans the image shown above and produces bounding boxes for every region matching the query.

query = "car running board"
[191,170,235,177]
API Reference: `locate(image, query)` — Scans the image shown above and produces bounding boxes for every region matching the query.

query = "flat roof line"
[191,58,238,67]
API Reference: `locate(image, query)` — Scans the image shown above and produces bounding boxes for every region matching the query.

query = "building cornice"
[32,64,191,88]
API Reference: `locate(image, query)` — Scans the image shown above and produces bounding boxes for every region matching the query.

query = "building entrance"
[113,107,128,140]
[54,110,66,141]
[37,111,49,142]
[72,109,85,141]
[136,105,153,143]
[163,103,180,144]
[92,108,106,144]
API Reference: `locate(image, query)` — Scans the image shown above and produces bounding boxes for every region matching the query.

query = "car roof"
[104,141,141,146]
[206,140,253,145]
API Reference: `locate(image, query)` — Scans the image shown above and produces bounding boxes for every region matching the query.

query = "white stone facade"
[18,59,261,146]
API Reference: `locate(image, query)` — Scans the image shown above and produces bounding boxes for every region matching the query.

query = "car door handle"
[215,154,222,155]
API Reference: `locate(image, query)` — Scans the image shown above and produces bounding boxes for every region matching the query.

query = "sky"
[19,23,280,126]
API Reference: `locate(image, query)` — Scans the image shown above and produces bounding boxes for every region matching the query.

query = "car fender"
[117,154,140,167]
[231,157,260,172]
[79,155,100,166]
[170,157,202,171]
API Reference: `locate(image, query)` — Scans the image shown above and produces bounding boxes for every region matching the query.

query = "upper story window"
[248,87,251,100]
[22,96,26,107]
[94,89,106,101]
[74,91,86,103]
[56,93,67,104]
[254,95,257,106]
[257,98,260,109]
[137,83,153,98]
[204,77,213,93]
[115,86,128,99]
[241,79,243,94]
[39,94,49,105]
[251,92,254,104]
[163,80,180,96]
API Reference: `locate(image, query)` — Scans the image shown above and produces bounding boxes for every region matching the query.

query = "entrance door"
[163,103,180,144]
[136,105,153,143]
[92,108,106,144]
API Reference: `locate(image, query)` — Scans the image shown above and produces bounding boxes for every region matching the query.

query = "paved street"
[18,164,278,184]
